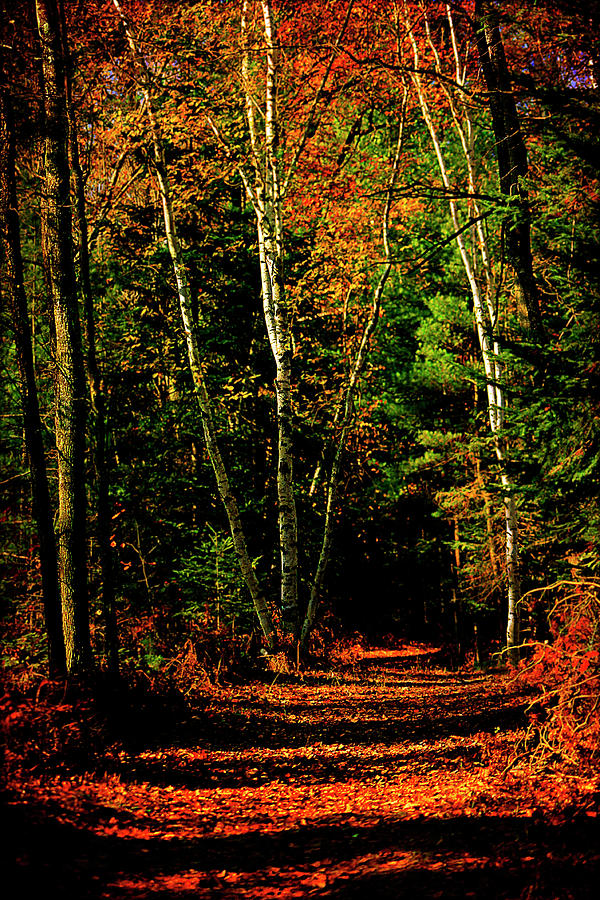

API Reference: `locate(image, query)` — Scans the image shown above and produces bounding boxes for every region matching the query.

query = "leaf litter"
[5,647,600,898]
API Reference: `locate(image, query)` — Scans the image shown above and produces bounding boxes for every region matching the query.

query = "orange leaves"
[7,653,600,898]
[517,579,600,769]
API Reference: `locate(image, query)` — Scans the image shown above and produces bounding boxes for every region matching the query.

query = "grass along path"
[5,650,600,898]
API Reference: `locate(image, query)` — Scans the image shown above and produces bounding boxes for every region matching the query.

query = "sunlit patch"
[8,657,600,898]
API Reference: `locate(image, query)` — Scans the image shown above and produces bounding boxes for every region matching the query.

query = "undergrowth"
[517,577,600,771]
[0,612,364,782]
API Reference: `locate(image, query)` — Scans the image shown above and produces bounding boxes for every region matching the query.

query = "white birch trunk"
[240,0,299,633]
[406,2,521,662]
[112,0,276,650]
[238,0,357,643]
[443,6,521,662]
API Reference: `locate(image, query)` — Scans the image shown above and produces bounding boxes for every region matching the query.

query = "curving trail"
[5,650,600,898]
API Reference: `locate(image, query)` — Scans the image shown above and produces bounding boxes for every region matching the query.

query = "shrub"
[518,577,600,769]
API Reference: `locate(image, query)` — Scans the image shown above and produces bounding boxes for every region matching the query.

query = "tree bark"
[35,0,91,673]
[112,0,277,651]
[240,0,300,635]
[206,0,353,645]
[61,9,119,673]
[473,0,544,342]
[0,86,66,676]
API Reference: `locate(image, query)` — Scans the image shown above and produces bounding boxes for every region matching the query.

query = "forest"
[1,0,600,896]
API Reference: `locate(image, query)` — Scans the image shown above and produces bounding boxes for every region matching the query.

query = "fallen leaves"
[6,650,600,898]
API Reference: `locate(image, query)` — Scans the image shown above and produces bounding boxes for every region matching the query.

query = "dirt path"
[5,653,600,898]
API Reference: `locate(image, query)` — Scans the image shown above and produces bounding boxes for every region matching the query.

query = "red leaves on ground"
[5,648,600,898]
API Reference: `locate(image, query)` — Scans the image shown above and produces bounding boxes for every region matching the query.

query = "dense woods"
[3,0,598,668]
[1,3,600,890]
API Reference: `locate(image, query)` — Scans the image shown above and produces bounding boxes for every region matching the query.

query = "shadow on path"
[6,658,593,899]
[5,798,600,899]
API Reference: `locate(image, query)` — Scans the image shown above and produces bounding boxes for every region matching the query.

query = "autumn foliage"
[4,649,600,900]
[2,1,600,893]
[518,576,600,770]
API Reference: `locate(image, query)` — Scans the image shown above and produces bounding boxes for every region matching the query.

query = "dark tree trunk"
[473,0,545,341]
[69,93,118,675]
[60,4,119,673]
[35,0,92,673]
[0,87,66,676]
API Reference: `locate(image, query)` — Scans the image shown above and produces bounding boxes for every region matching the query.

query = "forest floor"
[4,645,600,899]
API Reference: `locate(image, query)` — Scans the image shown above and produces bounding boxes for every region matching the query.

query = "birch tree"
[235,0,299,633]
[193,0,354,644]
[232,0,358,639]
[401,0,521,663]
[111,0,277,650]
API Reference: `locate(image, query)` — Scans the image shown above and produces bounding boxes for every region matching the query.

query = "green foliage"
[1,0,599,681]
[173,523,259,633]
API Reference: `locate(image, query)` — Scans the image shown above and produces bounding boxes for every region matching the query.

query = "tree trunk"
[112,0,276,651]
[35,0,91,673]
[502,478,520,665]
[451,517,463,664]
[60,6,119,674]
[0,86,66,676]
[206,0,354,644]
[473,0,544,341]
[240,0,300,635]
[406,3,521,664]
[70,116,118,672]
